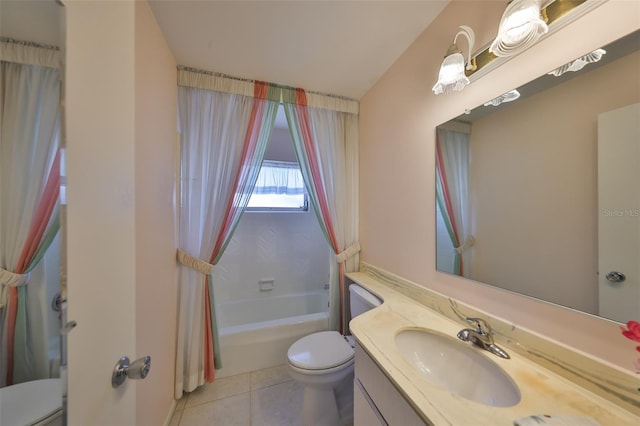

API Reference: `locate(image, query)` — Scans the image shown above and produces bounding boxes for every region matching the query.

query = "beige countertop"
[347,271,640,425]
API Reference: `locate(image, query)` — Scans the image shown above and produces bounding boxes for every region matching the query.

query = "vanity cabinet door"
[354,344,427,426]
[354,378,387,425]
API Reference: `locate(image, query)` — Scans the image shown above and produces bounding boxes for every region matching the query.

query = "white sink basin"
[395,328,521,407]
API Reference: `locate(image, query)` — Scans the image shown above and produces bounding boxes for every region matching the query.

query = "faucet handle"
[465,317,491,335]
[449,300,493,336]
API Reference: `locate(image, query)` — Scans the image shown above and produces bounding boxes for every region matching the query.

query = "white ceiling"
[149,0,450,100]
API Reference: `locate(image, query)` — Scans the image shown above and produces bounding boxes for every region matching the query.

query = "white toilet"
[287,284,381,426]
[0,378,63,426]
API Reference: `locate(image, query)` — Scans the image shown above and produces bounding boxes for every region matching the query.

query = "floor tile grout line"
[250,378,294,393]
[183,388,249,409]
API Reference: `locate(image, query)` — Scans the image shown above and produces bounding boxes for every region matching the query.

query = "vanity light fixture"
[483,89,521,106]
[432,26,476,95]
[547,48,607,76]
[490,0,548,57]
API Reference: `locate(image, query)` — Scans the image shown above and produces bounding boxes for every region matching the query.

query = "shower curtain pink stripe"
[5,149,60,385]
[436,138,464,274]
[294,89,345,333]
[436,140,460,243]
[202,82,270,383]
[16,150,61,271]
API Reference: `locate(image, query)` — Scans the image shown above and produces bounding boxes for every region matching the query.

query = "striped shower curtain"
[282,87,359,335]
[0,39,62,386]
[175,68,360,397]
[175,69,279,397]
[436,125,473,277]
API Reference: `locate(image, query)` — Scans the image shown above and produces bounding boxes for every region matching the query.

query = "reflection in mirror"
[0,0,65,425]
[436,30,639,324]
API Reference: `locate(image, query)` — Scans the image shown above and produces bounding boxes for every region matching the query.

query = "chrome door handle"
[112,355,151,388]
[605,271,626,283]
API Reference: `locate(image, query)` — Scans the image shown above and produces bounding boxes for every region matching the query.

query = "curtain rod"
[177,65,358,103]
[1,37,61,51]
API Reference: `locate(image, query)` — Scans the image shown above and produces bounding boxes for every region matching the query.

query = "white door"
[65,2,137,424]
[597,102,640,323]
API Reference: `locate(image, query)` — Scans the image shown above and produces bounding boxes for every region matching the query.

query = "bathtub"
[216,290,329,378]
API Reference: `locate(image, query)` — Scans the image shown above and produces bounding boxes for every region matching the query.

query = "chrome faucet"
[456,317,510,359]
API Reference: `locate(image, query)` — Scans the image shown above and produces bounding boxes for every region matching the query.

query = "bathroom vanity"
[354,344,423,425]
[347,265,640,425]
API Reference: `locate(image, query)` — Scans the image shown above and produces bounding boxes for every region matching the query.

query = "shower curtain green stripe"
[206,275,221,370]
[12,216,61,383]
[26,215,60,272]
[280,86,359,334]
[280,88,332,246]
[436,179,462,275]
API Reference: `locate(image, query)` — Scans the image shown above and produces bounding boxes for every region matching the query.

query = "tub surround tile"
[347,264,640,425]
[185,373,250,408]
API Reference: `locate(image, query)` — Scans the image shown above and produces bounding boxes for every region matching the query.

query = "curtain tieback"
[0,268,30,309]
[0,268,30,287]
[336,242,361,263]
[177,250,213,275]
[455,236,475,255]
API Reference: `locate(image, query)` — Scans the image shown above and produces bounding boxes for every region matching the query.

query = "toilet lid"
[288,331,354,370]
[0,378,62,426]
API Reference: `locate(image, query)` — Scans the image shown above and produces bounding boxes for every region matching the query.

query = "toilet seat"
[288,357,354,376]
[287,331,354,371]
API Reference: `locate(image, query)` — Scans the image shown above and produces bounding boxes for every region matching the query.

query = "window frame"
[245,160,309,213]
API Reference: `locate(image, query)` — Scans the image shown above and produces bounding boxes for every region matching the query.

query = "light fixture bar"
[466,0,596,80]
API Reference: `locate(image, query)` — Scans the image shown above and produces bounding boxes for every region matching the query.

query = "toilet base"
[297,370,354,426]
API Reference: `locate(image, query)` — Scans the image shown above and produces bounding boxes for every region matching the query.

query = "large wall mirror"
[436,29,639,324]
[1,0,66,425]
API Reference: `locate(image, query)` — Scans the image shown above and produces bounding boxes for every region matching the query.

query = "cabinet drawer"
[355,344,427,425]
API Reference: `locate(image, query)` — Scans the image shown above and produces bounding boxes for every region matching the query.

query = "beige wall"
[0,0,65,46]
[134,2,178,425]
[66,0,177,424]
[360,0,640,372]
[470,50,640,314]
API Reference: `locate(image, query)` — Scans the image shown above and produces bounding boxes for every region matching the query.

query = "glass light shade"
[490,0,548,57]
[432,52,469,95]
[548,49,607,76]
[484,89,521,107]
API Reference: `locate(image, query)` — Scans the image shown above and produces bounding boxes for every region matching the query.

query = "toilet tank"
[349,284,382,318]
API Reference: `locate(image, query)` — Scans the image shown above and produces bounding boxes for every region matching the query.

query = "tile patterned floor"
[170,365,304,426]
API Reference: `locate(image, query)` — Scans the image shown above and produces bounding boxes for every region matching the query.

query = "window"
[246,161,308,212]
